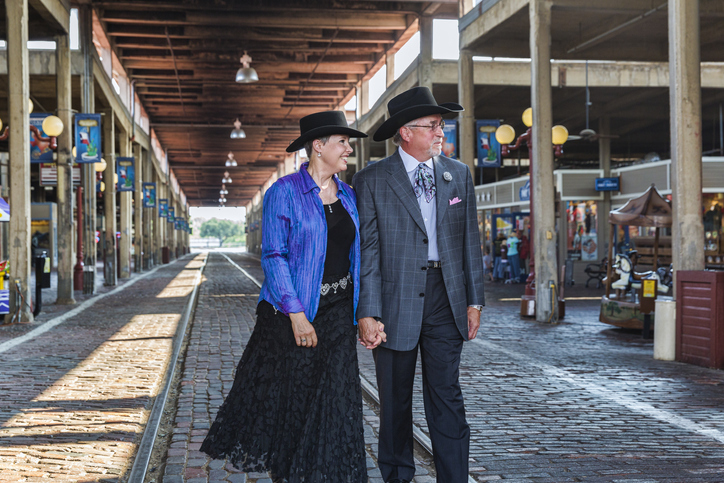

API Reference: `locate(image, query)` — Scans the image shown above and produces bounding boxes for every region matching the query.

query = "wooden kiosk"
[600,185,672,329]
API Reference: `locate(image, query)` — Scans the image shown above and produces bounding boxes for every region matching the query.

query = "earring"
[317,152,322,157]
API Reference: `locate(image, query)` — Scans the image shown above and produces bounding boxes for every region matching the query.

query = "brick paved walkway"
[0,255,202,482]
[195,254,724,483]
[163,251,436,483]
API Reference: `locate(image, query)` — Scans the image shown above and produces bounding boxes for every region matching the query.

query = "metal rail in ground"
[127,253,209,483]
[221,252,476,483]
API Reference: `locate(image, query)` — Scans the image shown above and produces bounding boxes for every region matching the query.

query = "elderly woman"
[201,111,385,482]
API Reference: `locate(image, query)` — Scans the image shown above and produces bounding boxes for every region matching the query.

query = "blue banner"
[476,120,501,168]
[167,207,175,223]
[158,199,168,218]
[30,114,54,164]
[116,157,135,192]
[441,120,457,159]
[142,182,157,208]
[74,114,102,164]
[595,177,620,191]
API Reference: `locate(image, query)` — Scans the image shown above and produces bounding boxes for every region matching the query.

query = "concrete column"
[419,16,433,90]
[171,198,178,258]
[5,0,32,323]
[458,48,476,176]
[669,0,704,274]
[103,110,116,285]
[598,115,611,259]
[55,33,75,305]
[385,113,396,157]
[530,0,558,322]
[118,133,132,278]
[386,52,395,88]
[133,144,143,272]
[80,5,96,294]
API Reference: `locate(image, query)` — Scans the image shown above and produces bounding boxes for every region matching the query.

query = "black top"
[323,199,355,277]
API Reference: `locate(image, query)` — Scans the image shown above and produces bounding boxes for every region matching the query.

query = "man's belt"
[427,260,442,269]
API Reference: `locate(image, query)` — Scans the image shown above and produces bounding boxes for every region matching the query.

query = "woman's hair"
[304,136,329,158]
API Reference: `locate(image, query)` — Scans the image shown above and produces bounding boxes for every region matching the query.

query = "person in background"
[483,247,493,282]
[492,232,506,282]
[507,230,521,282]
[518,229,530,277]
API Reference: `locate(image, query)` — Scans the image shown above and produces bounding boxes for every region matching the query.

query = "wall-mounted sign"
[74,114,102,164]
[167,207,175,223]
[142,182,157,208]
[159,199,168,218]
[595,177,620,191]
[30,114,54,164]
[39,163,82,186]
[116,157,135,192]
[519,179,530,202]
[476,120,501,168]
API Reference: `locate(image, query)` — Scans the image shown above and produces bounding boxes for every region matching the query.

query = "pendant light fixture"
[225,152,238,167]
[235,51,259,83]
[230,118,246,139]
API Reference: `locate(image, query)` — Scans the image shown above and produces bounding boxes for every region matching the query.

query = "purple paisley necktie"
[413,163,436,203]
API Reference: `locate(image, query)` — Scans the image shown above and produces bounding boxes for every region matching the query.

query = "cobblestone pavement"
[0,255,202,482]
[194,254,724,483]
[164,252,436,483]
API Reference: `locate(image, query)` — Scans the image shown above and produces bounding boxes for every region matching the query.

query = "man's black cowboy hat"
[286,110,368,153]
[373,86,463,142]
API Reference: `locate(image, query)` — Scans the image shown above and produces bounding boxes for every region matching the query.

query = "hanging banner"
[74,114,102,164]
[116,157,135,192]
[159,199,169,218]
[30,114,54,164]
[174,217,183,230]
[476,120,502,168]
[167,207,175,223]
[441,120,457,159]
[142,182,157,208]
[39,163,82,186]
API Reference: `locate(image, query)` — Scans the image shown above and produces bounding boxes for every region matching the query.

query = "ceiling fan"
[567,61,619,142]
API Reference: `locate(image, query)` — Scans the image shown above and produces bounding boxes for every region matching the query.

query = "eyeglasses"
[405,120,445,132]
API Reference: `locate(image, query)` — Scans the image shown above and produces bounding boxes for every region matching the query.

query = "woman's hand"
[357,317,386,350]
[289,312,318,348]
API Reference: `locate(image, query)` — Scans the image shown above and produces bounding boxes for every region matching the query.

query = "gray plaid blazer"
[353,151,485,351]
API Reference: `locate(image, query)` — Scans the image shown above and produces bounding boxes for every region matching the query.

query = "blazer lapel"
[434,156,452,224]
[386,153,428,234]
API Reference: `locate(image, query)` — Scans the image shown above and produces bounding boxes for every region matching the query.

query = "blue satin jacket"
[258,163,360,323]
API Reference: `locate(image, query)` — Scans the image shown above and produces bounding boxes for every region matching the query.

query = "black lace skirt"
[200,275,366,483]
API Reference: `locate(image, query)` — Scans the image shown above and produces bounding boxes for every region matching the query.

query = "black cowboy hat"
[373,86,463,142]
[286,110,367,153]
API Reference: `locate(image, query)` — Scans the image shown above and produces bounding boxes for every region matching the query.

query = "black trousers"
[374,268,469,483]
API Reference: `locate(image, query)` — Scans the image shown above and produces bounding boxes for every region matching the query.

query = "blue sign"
[74,114,102,164]
[476,120,501,168]
[519,179,530,201]
[0,290,8,314]
[167,207,175,223]
[441,121,457,159]
[595,177,620,191]
[30,114,54,164]
[143,182,157,208]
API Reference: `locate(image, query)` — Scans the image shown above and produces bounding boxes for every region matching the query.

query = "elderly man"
[353,87,485,483]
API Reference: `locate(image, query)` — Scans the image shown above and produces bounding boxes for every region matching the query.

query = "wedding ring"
[301,338,307,343]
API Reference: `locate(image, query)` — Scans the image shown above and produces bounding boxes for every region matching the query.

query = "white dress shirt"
[399,147,439,261]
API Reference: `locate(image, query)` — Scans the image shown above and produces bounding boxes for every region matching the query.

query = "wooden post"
[56,32,75,304]
[530,0,557,322]
[133,144,143,272]
[103,109,117,285]
[119,131,132,278]
[5,0,32,323]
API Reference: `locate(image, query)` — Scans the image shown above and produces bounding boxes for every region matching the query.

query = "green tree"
[199,218,241,247]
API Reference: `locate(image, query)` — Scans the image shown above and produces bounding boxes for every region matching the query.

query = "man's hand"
[358,317,386,349]
[467,306,481,340]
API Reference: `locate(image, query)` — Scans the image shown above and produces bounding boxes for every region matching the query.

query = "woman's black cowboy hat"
[286,110,368,153]
[373,86,463,142]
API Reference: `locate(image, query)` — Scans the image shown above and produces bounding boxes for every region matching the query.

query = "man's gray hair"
[304,136,329,158]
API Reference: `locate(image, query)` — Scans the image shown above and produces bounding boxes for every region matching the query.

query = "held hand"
[290,312,318,348]
[467,306,481,340]
[357,317,386,350]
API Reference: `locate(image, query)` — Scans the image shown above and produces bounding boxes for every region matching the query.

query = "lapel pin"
[443,172,452,181]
